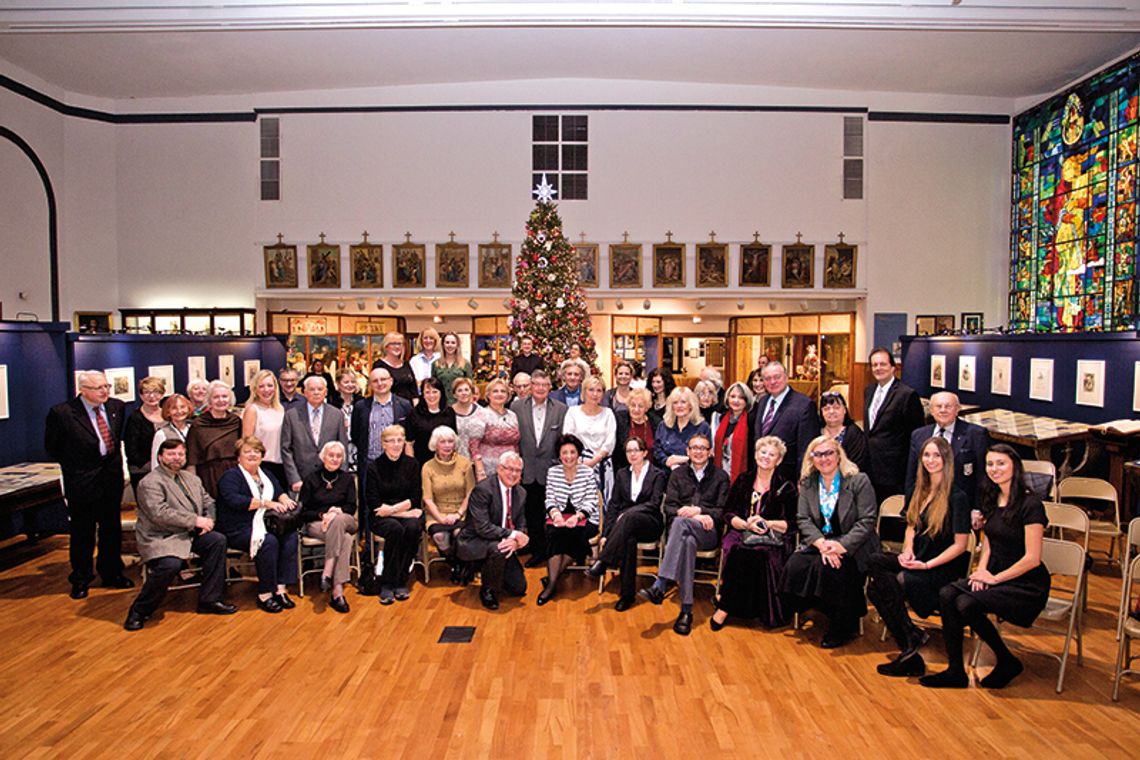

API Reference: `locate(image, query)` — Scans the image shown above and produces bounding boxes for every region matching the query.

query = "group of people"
[47,343,1052,690]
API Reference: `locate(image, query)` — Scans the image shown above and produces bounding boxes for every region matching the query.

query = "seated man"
[456,452,529,610]
[639,432,731,635]
[124,439,237,630]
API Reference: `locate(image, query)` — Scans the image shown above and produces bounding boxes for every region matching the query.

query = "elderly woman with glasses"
[780,435,879,648]
[818,391,870,474]
[366,424,424,605]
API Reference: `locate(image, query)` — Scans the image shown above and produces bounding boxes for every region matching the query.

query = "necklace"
[321,470,339,491]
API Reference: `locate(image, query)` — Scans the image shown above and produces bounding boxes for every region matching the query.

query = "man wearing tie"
[456,453,529,610]
[45,370,134,599]
[281,376,348,492]
[863,347,924,502]
[124,439,237,630]
[350,367,414,505]
[751,361,817,483]
[905,391,990,505]
[511,370,567,567]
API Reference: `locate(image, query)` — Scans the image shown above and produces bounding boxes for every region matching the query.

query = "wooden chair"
[1117,517,1140,641]
[1022,459,1058,500]
[597,494,665,595]
[568,493,607,582]
[1056,477,1122,564]
[297,532,360,596]
[1112,552,1140,701]
[417,531,452,585]
[367,532,427,583]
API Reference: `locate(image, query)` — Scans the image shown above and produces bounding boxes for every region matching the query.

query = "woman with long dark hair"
[646,367,676,418]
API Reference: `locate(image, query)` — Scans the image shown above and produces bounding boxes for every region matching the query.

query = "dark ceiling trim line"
[255,103,869,115]
[868,111,1010,125]
[0,125,59,322]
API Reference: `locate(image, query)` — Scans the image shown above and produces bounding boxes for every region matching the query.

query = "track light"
[387,298,398,310]
[356,298,366,310]
[415,298,424,310]
[432,315,444,324]
[643,299,651,310]
[468,298,479,310]
[432,297,440,309]
[692,316,702,324]
[696,300,707,310]
[615,299,624,310]
[336,300,346,310]
[737,299,746,310]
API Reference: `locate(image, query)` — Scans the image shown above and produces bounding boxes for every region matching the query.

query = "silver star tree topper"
[532,173,558,203]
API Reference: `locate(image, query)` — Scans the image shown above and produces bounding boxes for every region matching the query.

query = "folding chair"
[1117,517,1140,641]
[1022,459,1057,500]
[1112,552,1140,701]
[297,532,360,596]
[1056,477,1122,564]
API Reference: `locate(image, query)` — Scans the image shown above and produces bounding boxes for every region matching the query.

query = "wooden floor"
[1,535,1137,760]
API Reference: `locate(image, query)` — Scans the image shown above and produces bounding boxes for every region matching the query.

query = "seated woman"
[781,435,879,648]
[298,441,358,614]
[712,436,798,631]
[653,386,711,470]
[538,434,601,606]
[867,435,971,676]
[216,436,300,614]
[712,381,756,484]
[586,436,667,611]
[365,424,424,605]
[819,391,869,474]
[921,444,1049,690]
[421,426,475,584]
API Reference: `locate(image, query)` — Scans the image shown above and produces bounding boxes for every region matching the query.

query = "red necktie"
[95,406,114,453]
[505,488,514,530]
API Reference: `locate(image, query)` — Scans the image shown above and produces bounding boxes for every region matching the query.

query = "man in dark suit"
[456,453,529,610]
[751,361,818,483]
[509,335,544,379]
[281,375,348,491]
[905,391,991,505]
[510,369,567,567]
[124,439,236,630]
[863,348,924,503]
[44,370,134,599]
[350,367,413,506]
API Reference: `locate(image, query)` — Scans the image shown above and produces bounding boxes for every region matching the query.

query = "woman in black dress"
[867,435,971,676]
[921,443,1049,689]
[712,435,798,630]
[299,441,358,613]
[371,331,418,402]
[124,376,166,493]
[404,377,458,465]
[646,368,676,419]
[366,424,424,605]
[818,391,869,474]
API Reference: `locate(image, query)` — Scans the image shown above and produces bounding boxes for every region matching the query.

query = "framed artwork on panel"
[740,242,771,286]
[1029,358,1054,402]
[350,239,383,288]
[243,360,261,387]
[935,315,956,334]
[436,242,470,288]
[307,242,341,288]
[781,244,814,288]
[104,367,135,403]
[609,244,642,288]
[148,365,175,397]
[75,312,112,333]
[653,243,685,287]
[696,243,728,287]
[823,243,857,288]
[962,312,984,334]
[393,240,426,288]
[575,243,599,287]
[915,315,936,336]
[1075,359,1106,407]
[478,242,512,288]
[958,355,976,393]
[263,242,298,289]
[218,355,235,388]
[991,356,1012,396]
[188,356,207,383]
[930,354,946,389]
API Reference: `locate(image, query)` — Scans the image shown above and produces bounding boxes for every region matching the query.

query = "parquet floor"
[0,534,1137,759]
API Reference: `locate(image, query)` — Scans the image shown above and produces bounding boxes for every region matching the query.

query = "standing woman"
[186,379,210,417]
[241,369,286,486]
[713,436,798,630]
[562,376,617,503]
[186,381,242,499]
[372,331,418,402]
[328,367,363,474]
[432,331,472,406]
[404,377,458,465]
[409,327,441,385]
[469,379,521,482]
[612,387,657,472]
[646,368,676,419]
[538,434,601,605]
[694,380,721,424]
[366,425,424,605]
[746,368,766,402]
[921,444,1049,689]
[712,382,756,485]
[868,435,971,677]
[450,377,485,461]
[781,435,879,648]
[602,361,635,413]
[124,376,167,493]
[421,426,475,583]
[653,386,711,470]
[819,391,870,474]
[150,393,193,470]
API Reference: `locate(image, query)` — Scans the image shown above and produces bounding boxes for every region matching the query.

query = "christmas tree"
[508,175,597,375]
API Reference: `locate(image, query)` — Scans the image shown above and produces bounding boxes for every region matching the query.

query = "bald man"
[904,391,990,506]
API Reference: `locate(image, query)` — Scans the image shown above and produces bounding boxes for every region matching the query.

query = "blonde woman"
[562,375,617,502]
[432,331,472,406]
[150,393,193,470]
[422,426,475,583]
[450,377,485,460]
[186,381,241,498]
[371,331,417,401]
[652,386,710,470]
[469,379,521,482]
[125,376,167,492]
[241,369,286,485]
[409,327,442,385]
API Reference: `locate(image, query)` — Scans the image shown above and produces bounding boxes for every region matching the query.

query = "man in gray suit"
[123,439,236,630]
[510,369,567,567]
[281,376,348,492]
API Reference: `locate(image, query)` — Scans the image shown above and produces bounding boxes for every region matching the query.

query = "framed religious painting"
[75,311,112,333]
[696,243,728,288]
[740,242,771,287]
[478,242,512,288]
[823,243,857,289]
[575,243,599,287]
[307,242,341,288]
[653,243,685,288]
[609,243,642,288]
[781,244,814,289]
[393,240,426,288]
[961,312,984,334]
[436,242,470,288]
[349,239,384,289]
[263,242,298,289]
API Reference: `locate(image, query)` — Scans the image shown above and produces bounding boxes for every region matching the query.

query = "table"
[0,462,63,515]
[962,409,1091,479]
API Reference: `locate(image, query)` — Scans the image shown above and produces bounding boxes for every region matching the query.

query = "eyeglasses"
[811,449,838,459]
[687,444,710,451]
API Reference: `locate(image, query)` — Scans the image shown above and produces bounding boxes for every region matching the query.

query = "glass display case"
[120,308,256,335]
[730,313,855,403]
[268,312,404,374]
[611,315,661,382]
[472,316,512,382]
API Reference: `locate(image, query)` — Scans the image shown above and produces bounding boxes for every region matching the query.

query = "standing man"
[905,391,990,505]
[278,367,305,413]
[511,372,532,402]
[509,335,544,379]
[124,439,236,630]
[863,347,924,502]
[751,361,817,483]
[456,453,529,610]
[350,367,413,502]
[511,369,567,567]
[45,370,134,599]
[550,360,584,407]
[281,376,348,492]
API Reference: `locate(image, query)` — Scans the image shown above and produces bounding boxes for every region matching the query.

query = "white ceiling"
[0,2,1138,102]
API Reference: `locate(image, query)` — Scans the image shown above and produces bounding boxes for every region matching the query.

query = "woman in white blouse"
[409,327,441,385]
[241,369,286,486]
[538,434,601,606]
[561,375,617,503]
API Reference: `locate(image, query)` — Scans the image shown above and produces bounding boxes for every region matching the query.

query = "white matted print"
[243,360,261,387]
[148,364,175,396]
[0,365,8,420]
[930,354,946,389]
[1075,359,1105,408]
[188,356,207,383]
[218,355,235,388]
[1029,358,1054,402]
[991,356,1012,396]
[104,367,136,403]
[958,355,976,393]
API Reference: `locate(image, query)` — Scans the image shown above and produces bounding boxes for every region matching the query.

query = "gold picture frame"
[307,243,341,288]
[823,243,857,289]
[575,243,599,287]
[264,243,298,289]
[478,242,512,288]
[349,241,383,289]
[696,243,728,288]
[609,244,642,288]
[653,243,685,288]
[75,311,113,333]
[781,244,814,289]
[393,241,426,288]
[436,242,470,288]
[740,243,771,287]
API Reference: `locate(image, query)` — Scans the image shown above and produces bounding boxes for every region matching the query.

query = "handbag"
[740,528,784,548]
[263,506,304,537]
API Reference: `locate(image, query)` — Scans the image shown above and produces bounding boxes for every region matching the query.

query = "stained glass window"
[1009,52,1139,332]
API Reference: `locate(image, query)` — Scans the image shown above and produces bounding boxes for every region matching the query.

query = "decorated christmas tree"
[508,175,597,375]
